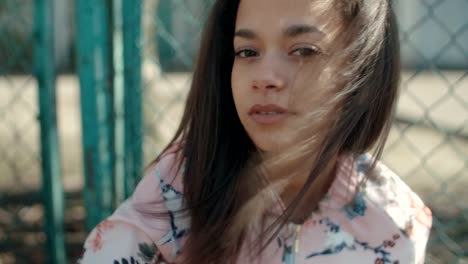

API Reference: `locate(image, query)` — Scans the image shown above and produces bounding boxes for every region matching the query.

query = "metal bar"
[123,0,143,198]
[112,0,126,204]
[33,0,66,263]
[76,0,114,230]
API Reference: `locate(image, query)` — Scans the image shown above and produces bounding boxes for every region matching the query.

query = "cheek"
[290,65,338,110]
[231,63,239,93]
[231,63,248,108]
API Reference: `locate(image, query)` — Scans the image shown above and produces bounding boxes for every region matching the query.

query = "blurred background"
[0,0,467,263]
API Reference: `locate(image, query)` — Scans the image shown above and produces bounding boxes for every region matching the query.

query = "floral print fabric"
[78,150,432,264]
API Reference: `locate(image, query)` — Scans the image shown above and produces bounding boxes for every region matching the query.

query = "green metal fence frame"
[34,0,66,263]
[123,0,143,199]
[28,0,468,262]
[76,0,114,230]
[111,0,143,204]
[76,0,142,231]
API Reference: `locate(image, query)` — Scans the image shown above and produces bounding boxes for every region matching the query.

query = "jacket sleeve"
[369,160,433,264]
[77,219,168,263]
[78,150,187,263]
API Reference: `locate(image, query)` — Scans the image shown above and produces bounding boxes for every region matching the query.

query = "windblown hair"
[152,0,401,263]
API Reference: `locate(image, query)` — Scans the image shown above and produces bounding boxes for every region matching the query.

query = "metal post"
[112,0,143,201]
[34,0,66,263]
[76,0,114,230]
[112,0,126,204]
[123,0,143,198]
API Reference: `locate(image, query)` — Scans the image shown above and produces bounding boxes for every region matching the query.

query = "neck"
[279,155,338,224]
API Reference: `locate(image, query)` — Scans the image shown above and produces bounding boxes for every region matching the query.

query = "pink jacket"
[78,150,432,264]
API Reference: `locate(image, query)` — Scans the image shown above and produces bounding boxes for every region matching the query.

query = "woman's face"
[231,0,343,153]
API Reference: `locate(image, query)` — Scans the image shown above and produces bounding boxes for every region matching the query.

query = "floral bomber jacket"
[78,148,432,264]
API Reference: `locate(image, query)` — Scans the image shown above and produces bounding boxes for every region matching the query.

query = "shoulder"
[357,155,432,237]
[132,145,185,207]
[357,154,432,262]
[79,145,188,263]
[78,219,168,263]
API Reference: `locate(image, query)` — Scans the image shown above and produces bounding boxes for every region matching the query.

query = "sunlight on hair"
[227,0,400,255]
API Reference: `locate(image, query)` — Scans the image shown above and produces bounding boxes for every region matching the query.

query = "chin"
[252,137,287,153]
[243,124,294,153]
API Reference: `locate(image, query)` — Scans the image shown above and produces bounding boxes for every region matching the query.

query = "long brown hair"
[154,0,401,263]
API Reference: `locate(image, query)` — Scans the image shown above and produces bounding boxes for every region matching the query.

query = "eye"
[234,48,259,58]
[290,46,321,57]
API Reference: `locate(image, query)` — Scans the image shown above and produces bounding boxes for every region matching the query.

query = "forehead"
[236,0,340,31]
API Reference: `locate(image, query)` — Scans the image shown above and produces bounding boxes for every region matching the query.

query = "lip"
[248,104,289,125]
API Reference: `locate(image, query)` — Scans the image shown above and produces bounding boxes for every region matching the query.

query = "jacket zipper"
[292,224,301,264]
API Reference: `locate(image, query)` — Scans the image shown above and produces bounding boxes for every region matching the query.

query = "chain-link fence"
[0,0,63,263]
[386,1,468,262]
[0,1,41,263]
[139,2,468,261]
[1,0,467,263]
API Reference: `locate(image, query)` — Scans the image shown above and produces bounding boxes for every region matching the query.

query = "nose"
[252,58,286,91]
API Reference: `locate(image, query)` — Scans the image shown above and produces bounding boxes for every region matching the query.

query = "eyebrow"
[234,29,257,39]
[285,24,323,37]
[234,24,324,39]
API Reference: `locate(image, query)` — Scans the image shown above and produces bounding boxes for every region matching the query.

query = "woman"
[79,0,432,263]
